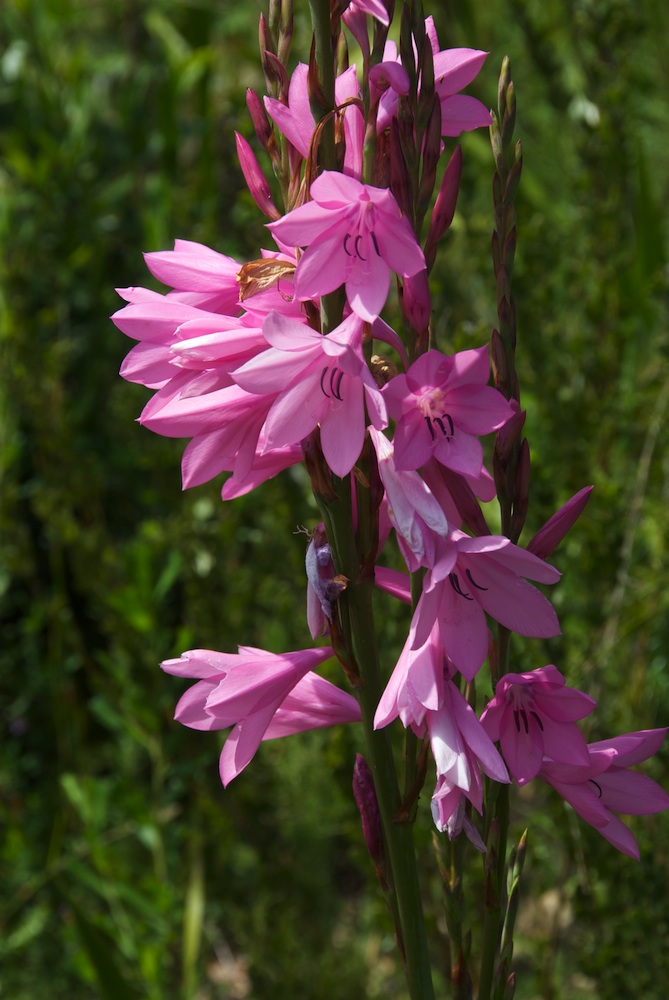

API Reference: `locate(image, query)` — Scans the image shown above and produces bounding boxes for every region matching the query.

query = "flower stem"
[321,479,435,1000]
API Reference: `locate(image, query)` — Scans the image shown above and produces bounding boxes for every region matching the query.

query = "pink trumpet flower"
[539,729,669,859]
[233,311,386,477]
[383,346,513,477]
[480,665,596,785]
[376,18,491,136]
[161,645,354,785]
[415,531,561,680]
[268,171,425,321]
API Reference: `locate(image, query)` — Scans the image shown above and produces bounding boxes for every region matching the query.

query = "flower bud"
[352,754,385,873]
[402,268,431,335]
[235,132,281,221]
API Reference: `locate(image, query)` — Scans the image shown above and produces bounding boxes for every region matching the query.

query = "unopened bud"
[526,485,593,560]
[425,145,462,271]
[495,401,525,463]
[235,133,281,221]
[403,268,431,335]
[246,89,275,152]
[389,119,413,220]
[352,754,385,872]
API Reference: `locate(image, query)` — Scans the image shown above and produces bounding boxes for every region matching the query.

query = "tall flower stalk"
[111,1,669,996]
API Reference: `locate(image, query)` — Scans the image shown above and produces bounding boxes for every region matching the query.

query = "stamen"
[465,568,488,592]
[343,234,353,256]
[590,780,603,799]
[354,235,366,260]
[426,414,455,439]
[449,573,473,601]
[514,709,521,733]
[330,368,344,401]
[320,366,331,398]
[520,708,529,734]
[370,231,381,256]
[529,710,544,732]
[425,416,436,440]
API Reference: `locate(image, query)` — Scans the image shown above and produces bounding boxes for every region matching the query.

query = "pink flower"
[268,172,425,321]
[414,531,561,679]
[161,644,350,784]
[343,2,390,59]
[383,346,512,478]
[233,311,386,477]
[480,665,596,785]
[539,729,669,859]
[376,18,491,136]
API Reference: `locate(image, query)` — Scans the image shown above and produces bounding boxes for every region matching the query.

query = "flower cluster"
[113,3,667,861]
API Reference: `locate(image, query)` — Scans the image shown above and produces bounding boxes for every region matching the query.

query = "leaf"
[68,899,141,1000]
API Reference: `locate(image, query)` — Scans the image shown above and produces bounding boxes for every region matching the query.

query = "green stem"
[321,485,434,1000]
[308,0,336,170]
[477,785,509,1000]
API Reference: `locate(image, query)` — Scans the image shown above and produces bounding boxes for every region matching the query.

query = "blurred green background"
[1,0,668,997]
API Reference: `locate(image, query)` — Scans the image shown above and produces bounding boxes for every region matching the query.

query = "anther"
[330,368,344,401]
[449,573,473,601]
[529,710,544,732]
[465,568,488,592]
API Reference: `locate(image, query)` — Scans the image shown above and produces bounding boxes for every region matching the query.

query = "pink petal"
[433,48,488,95]
[433,581,489,680]
[320,380,365,477]
[264,672,360,738]
[597,769,669,816]
[219,703,279,785]
[469,558,561,639]
[449,685,509,783]
[440,95,493,136]
[174,681,224,731]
